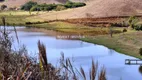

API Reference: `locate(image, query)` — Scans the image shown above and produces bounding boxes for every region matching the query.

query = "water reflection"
[108,49,114,55]
[139,66,142,74]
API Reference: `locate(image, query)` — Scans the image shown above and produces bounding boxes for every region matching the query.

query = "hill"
[0,0,85,7]
[28,0,142,20]
[1,0,142,19]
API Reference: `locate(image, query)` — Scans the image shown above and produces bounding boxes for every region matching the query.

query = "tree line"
[21,1,86,11]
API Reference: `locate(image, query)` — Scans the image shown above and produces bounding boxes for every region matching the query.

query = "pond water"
[3,26,142,80]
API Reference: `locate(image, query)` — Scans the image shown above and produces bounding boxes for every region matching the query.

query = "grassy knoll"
[81,31,142,59]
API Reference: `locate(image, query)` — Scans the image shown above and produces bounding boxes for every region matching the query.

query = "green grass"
[29,22,123,36]
[81,31,142,59]
[0,11,44,25]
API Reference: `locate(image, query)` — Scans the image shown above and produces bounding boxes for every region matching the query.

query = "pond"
[3,26,142,80]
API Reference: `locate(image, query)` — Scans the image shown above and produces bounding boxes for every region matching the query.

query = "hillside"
[1,0,142,19]
[28,0,142,20]
[0,0,85,7]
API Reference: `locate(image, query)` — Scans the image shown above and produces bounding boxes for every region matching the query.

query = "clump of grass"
[122,28,127,33]
[98,67,106,80]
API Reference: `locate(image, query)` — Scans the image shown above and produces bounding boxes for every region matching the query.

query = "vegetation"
[112,16,142,31]
[81,31,142,59]
[55,5,66,11]
[0,4,7,10]
[21,1,38,11]
[128,16,139,29]
[134,24,142,31]
[122,28,127,33]
[64,1,86,8]
[21,1,86,11]
[127,16,142,30]
[28,22,122,37]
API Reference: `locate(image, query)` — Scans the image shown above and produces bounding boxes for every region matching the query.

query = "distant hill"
[31,0,142,20]
[56,0,142,18]
[1,0,142,19]
[0,0,85,7]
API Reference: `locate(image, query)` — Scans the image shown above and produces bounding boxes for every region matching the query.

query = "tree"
[1,4,7,10]
[21,1,37,11]
[128,16,139,29]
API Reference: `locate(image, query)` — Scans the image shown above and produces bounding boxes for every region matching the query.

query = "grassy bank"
[81,31,142,59]
[28,21,123,36]
[0,11,45,25]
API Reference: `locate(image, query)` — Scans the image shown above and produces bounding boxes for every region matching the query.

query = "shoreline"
[19,26,142,59]
[81,33,142,59]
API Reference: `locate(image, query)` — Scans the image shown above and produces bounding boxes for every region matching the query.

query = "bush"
[128,16,139,29]
[122,28,127,33]
[72,2,86,8]
[111,22,129,27]
[21,1,37,11]
[65,1,86,8]
[134,24,142,31]
[55,5,66,11]
[21,1,86,11]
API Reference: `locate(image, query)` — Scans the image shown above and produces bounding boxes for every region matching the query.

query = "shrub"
[21,1,86,11]
[122,28,127,33]
[127,16,139,29]
[21,1,37,11]
[65,1,86,8]
[55,5,66,11]
[72,2,86,8]
[38,4,57,11]
[134,24,142,31]
[111,22,128,27]
[64,1,73,8]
